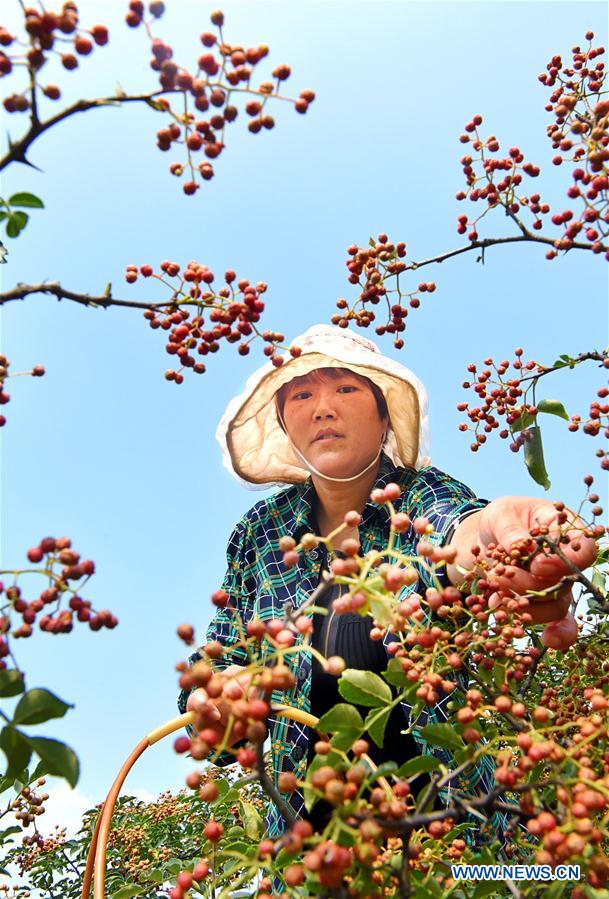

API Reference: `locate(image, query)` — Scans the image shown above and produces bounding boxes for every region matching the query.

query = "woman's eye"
[292,391,311,400]
[338,385,357,393]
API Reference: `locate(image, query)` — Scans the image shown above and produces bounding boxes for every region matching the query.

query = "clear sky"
[0,0,607,831]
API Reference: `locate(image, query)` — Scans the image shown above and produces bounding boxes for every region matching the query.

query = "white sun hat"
[216,323,432,490]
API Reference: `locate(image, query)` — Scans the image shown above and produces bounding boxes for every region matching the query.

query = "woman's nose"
[313,390,337,420]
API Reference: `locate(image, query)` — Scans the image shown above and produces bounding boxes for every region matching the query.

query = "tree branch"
[405,233,602,272]
[253,737,297,827]
[0,281,172,310]
[1,89,178,172]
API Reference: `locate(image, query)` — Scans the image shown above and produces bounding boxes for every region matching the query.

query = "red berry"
[174,736,191,754]
[204,820,224,842]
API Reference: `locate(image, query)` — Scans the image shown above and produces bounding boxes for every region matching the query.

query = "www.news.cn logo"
[451,864,580,882]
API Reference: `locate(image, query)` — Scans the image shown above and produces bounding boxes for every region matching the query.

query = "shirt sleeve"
[203,519,256,670]
[176,518,256,740]
[405,466,488,590]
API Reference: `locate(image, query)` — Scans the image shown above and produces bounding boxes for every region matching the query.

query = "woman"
[178,323,595,847]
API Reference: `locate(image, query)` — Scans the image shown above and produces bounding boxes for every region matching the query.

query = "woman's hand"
[186,664,256,747]
[448,496,598,625]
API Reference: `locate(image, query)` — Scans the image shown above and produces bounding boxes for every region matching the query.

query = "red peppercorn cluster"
[1,4,314,194]
[540,34,608,258]
[0,354,45,428]
[458,350,609,470]
[456,116,548,241]
[0,536,116,668]
[168,860,209,899]
[332,235,435,351]
[0,2,109,112]
[171,498,609,891]
[456,35,608,260]
[568,364,609,471]
[125,260,299,380]
[9,778,50,838]
[127,6,315,194]
[457,349,547,454]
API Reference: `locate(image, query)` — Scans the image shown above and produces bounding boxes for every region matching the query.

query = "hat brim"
[217,346,431,489]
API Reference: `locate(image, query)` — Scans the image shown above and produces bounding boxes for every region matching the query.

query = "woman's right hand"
[186,664,255,747]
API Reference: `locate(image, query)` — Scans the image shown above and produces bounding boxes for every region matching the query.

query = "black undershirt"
[302,541,428,830]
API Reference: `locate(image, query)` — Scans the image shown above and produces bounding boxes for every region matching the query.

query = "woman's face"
[280,369,388,479]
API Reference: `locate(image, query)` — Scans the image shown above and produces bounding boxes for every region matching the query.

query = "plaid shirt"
[179,453,508,846]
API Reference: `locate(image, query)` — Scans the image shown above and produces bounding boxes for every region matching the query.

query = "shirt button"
[292,745,305,761]
[309,549,319,560]
[297,666,308,680]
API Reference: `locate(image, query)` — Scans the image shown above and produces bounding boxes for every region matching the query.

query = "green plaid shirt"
[179,454,507,845]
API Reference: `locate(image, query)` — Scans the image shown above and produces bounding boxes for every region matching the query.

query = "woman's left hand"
[451,496,598,625]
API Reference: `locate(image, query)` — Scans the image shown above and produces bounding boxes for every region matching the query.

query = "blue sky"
[1,1,607,820]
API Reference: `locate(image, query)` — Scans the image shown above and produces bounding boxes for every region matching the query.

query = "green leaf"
[0,213,6,223]
[364,705,391,748]
[8,192,44,209]
[511,410,537,433]
[0,776,15,795]
[26,736,79,787]
[6,211,29,238]
[367,594,394,628]
[473,881,504,898]
[330,728,361,752]
[592,568,607,592]
[537,398,569,421]
[552,353,576,370]
[383,658,409,688]
[317,703,364,734]
[338,669,392,707]
[418,874,443,897]
[0,670,25,697]
[0,726,32,778]
[523,425,551,490]
[240,799,263,840]
[417,723,463,751]
[0,825,21,842]
[13,688,72,726]
[372,761,397,780]
[396,756,441,778]
[30,759,49,781]
[594,546,609,565]
[111,886,146,899]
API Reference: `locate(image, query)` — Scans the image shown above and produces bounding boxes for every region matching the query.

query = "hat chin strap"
[277,410,386,483]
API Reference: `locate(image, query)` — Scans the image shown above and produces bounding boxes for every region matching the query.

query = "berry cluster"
[176,655,292,762]
[0,354,45,427]
[9,778,49,835]
[126,6,315,194]
[171,489,609,894]
[331,235,435,350]
[167,860,209,899]
[457,349,609,470]
[0,2,110,112]
[568,375,609,471]
[0,4,314,195]
[126,259,300,381]
[456,34,608,260]
[456,121,546,239]
[541,33,608,257]
[0,536,116,669]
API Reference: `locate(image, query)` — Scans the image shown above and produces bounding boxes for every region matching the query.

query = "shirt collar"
[290,452,400,543]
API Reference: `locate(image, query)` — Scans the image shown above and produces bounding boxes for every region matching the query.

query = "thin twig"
[1,90,179,171]
[0,281,174,310]
[405,233,601,272]
[253,737,297,827]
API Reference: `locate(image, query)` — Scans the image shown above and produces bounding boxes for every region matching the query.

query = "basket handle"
[81,705,386,898]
